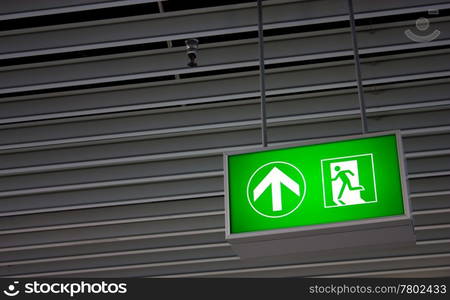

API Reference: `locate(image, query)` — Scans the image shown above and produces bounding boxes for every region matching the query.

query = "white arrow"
[253,167,300,212]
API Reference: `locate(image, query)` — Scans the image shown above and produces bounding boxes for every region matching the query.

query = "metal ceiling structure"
[0,0,450,277]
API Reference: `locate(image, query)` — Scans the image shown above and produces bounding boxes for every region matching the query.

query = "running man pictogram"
[321,154,377,208]
[331,166,365,202]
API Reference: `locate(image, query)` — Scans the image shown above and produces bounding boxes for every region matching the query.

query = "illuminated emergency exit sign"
[224,131,414,258]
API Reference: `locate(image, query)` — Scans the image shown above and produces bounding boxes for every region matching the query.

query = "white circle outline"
[246,161,307,218]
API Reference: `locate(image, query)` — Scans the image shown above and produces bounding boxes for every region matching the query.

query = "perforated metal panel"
[0,0,449,277]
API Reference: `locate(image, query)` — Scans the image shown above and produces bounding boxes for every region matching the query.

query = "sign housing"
[224,131,415,258]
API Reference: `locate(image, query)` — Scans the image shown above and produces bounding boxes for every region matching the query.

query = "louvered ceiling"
[0,0,449,277]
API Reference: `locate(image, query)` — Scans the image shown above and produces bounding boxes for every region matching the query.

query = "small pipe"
[257,0,268,146]
[348,0,368,134]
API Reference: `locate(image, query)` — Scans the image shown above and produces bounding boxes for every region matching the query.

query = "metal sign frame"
[223,130,412,242]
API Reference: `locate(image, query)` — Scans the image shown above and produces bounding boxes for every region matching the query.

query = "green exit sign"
[224,131,415,258]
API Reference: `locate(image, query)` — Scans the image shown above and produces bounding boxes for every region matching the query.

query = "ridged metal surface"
[0,0,449,277]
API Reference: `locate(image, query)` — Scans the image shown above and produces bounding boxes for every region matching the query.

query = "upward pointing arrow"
[253,167,300,212]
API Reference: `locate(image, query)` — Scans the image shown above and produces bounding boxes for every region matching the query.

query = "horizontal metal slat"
[0,79,448,169]
[407,154,450,175]
[0,196,224,232]
[1,176,448,233]
[2,225,448,276]
[1,51,449,126]
[0,70,450,150]
[416,224,450,241]
[0,0,108,15]
[3,237,450,277]
[0,227,224,253]
[2,109,448,179]
[7,233,450,276]
[411,190,450,211]
[0,128,262,169]
[0,155,221,192]
[2,95,448,156]
[15,256,241,278]
[0,175,224,214]
[0,197,447,275]
[1,49,450,122]
[0,209,223,236]
[2,130,445,214]
[0,134,448,185]
[318,265,450,278]
[361,51,450,80]
[404,134,450,153]
[0,65,342,114]
[0,174,446,243]
[2,38,450,99]
[0,229,225,264]
[0,170,222,199]
[0,191,224,218]
[0,147,448,214]
[413,208,450,226]
[2,0,437,25]
[0,0,346,54]
[0,31,347,89]
[2,239,450,277]
[0,243,230,269]
[409,174,450,194]
[155,251,450,278]
[0,212,224,248]
[7,238,448,276]
[1,88,449,157]
[0,243,234,277]
[215,254,450,278]
[19,251,450,278]
[0,186,446,234]
[0,141,446,219]
[1,0,448,61]
[0,112,449,214]
[0,197,447,245]
[0,0,162,20]
[0,78,448,140]
[2,17,450,91]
